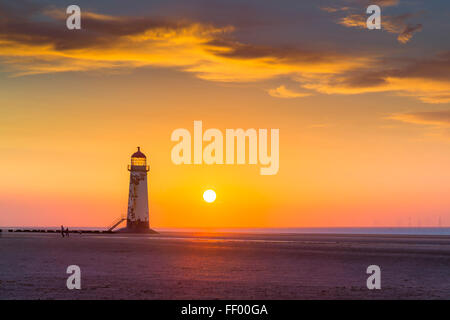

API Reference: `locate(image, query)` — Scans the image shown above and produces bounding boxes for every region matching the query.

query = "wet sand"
[0,232,449,299]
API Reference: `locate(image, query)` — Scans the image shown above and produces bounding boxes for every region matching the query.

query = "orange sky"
[0,0,449,228]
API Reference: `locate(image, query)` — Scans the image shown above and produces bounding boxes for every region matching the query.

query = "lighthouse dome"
[131,147,147,166]
[132,147,146,159]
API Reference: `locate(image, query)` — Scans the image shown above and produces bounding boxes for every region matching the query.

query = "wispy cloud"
[300,52,450,104]
[320,6,351,13]
[387,110,450,138]
[396,23,423,43]
[320,0,399,13]
[268,85,311,99]
[357,0,400,7]
[338,12,422,43]
[322,0,422,44]
[388,110,450,127]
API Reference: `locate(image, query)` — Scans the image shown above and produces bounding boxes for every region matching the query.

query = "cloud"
[388,110,450,127]
[268,85,311,98]
[0,2,447,104]
[321,0,399,13]
[300,52,450,104]
[323,0,422,44]
[0,3,370,81]
[387,110,450,139]
[320,6,351,13]
[397,24,423,44]
[338,12,423,43]
[359,0,399,6]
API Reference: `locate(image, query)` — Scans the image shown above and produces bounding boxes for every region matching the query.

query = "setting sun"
[203,190,216,203]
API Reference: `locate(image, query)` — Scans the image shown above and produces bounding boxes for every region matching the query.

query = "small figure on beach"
[61,225,65,238]
[66,228,70,237]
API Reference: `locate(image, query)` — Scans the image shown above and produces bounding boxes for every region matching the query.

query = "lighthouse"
[123,147,156,233]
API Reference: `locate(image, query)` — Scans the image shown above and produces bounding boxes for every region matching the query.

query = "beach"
[0,231,449,299]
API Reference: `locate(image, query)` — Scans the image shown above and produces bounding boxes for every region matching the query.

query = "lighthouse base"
[116,220,158,234]
[116,227,158,234]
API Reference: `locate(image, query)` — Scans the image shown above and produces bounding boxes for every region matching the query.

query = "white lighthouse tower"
[124,147,156,233]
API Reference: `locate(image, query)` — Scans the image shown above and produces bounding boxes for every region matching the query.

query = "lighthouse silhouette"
[121,147,156,233]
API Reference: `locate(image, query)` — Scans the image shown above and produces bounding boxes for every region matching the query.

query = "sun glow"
[203,189,216,203]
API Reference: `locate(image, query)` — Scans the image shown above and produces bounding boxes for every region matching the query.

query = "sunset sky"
[1,0,449,228]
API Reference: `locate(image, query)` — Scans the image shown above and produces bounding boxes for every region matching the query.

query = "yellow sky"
[1,68,449,228]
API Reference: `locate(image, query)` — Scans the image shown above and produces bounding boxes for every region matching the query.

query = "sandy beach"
[0,231,449,299]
